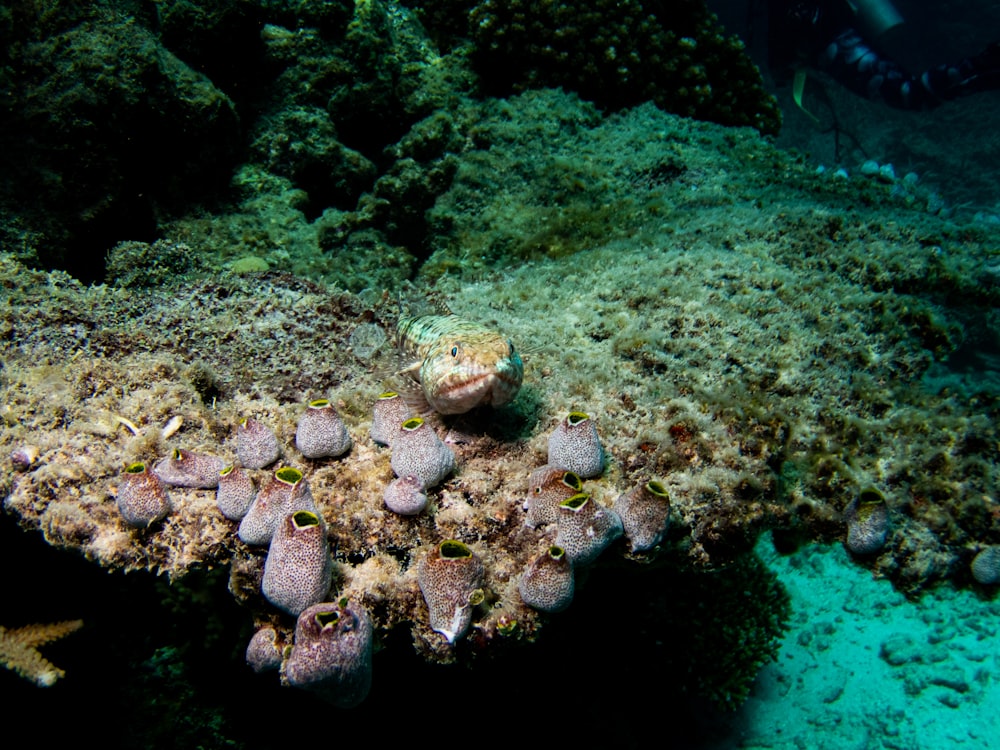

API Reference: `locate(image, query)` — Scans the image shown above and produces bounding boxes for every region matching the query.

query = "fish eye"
[508,340,515,355]
[450,345,459,357]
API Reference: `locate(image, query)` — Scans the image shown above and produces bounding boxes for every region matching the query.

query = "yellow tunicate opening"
[378,391,399,400]
[292,510,320,528]
[561,471,583,491]
[559,493,590,511]
[308,398,331,409]
[315,610,340,629]
[439,539,472,559]
[274,466,304,485]
[402,417,425,431]
[646,480,669,498]
[566,411,590,426]
[125,462,147,474]
[858,487,885,506]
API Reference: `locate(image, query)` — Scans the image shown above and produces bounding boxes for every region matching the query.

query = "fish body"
[396,313,523,415]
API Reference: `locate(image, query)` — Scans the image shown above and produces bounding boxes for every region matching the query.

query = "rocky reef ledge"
[4,100,1000,715]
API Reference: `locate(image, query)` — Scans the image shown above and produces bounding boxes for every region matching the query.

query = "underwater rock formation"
[3,87,999,713]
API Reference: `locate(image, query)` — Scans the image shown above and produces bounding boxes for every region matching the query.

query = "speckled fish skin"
[397,313,523,415]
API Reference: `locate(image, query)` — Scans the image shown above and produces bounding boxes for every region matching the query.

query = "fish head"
[420,334,524,414]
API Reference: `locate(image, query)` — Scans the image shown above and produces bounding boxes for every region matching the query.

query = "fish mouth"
[430,369,522,413]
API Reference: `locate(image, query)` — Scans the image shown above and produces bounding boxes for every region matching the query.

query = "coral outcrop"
[3,89,999,712]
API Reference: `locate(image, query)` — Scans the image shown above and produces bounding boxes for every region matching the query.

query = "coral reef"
[464,0,780,134]
[0,619,83,687]
[3,87,1000,715]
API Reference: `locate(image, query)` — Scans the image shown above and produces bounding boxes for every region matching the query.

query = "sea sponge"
[369,391,411,446]
[262,509,333,616]
[383,474,429,516]
[844,487,890,556]
[283,600,374,708]
[971,546,1000,585]
[390,417,456,489]
[238,466,317,546]
[236,417,281,469]
[245,627,282,673]
[523,465,584,528]
[153,448,225,489]
[554,492,623,566]
[116,462,171,528]
[615,479,672,553]
[216,465,256,521]
[518,545,575,613]
[417,539,485,644]
[547,411,604,478]
[295,398,352,459]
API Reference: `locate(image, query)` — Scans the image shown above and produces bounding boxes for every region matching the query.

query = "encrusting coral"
[0,619,83,687]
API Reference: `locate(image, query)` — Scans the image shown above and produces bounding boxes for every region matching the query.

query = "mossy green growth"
[274,466,304,485]
[439,539,472,559]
